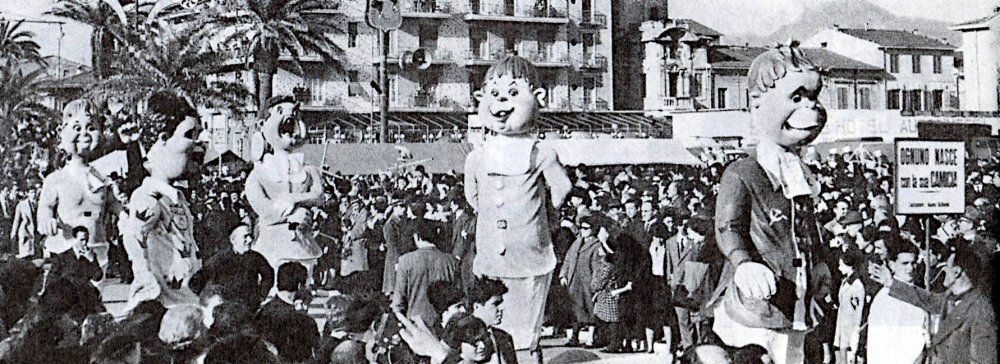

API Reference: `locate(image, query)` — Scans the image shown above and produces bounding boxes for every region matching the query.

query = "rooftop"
[951,12,1000,31]
[709,46,884,72]
[672,19,723,38]
[836,28,956,49]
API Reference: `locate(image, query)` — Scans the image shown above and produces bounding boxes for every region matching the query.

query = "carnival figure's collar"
[261,152,308,184]
[755,141,819,199]
[482,134,536,175]
[146,177,181,204]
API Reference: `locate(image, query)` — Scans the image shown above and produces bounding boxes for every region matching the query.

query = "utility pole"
[379,30,390,143]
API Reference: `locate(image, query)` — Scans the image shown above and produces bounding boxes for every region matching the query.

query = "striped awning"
[300,110,664,131]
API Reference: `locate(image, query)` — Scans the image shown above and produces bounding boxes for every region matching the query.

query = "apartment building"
[267,0,615,128]
[639,18,722,112]
[804,27,959,111]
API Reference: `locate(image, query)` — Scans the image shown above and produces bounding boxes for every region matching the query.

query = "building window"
[889,54,899,73]
[837,86,850,109]
[348,70,362,97]
[717,88,727,109]
[933,55,942,74]
[887,89,901,109]
[904,90,922,111]
[859,86,873,109]
[932,90,943,110]
[348,22,359,48]
[911,55,921,73]
[418,24,438,49]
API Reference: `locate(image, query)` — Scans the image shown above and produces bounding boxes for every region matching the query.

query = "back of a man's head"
[466,277,508,307]
[276,262,307,292]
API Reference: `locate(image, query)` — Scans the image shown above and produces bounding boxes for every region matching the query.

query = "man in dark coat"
[256,262,319,363]
[558,215,608,346]
[392,221,460,330]
[382,195,411,295]
[189,225,273,307]
[50,226,103,283]
[869,244,996,364]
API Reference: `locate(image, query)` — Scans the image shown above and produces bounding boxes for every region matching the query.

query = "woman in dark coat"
[591,227,633,353]
[616,232,656,353]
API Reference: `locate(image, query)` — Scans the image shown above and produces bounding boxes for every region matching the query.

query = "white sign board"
[894,140,966,215]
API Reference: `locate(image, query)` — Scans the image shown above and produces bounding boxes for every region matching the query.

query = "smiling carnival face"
[751,67,827,148]
[58,100,102,159]
[474,74,546,135]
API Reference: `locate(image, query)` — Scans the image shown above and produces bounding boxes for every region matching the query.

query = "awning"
[297,138,702,175]
[301,110,664,132]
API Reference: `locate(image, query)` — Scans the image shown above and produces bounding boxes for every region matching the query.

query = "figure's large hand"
[38,217,59,237]
[394,310,450,363]
[734,262,776,299]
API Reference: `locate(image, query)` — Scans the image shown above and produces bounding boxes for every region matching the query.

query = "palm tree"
[46,0,132,79]
[0,20,44,67]
[88,25,250,111]
[0,66,57,143]
[204,0,345,116]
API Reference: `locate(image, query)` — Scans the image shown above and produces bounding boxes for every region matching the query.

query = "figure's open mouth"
[490,107,514,123]
[782,121,819,132]
[278,116,300,138]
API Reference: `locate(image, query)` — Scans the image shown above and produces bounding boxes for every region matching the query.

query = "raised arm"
[36,175,60,236]
[463,151,480,211]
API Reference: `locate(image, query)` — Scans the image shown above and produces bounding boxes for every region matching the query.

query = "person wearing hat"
[558,215,609,347]
[830,211,864,250]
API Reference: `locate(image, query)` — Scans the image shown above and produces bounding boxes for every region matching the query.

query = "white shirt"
[649,242,666,277]
[867,287,927,364]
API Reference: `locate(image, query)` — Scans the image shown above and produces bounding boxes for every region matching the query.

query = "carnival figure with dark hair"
[464,55,572,359]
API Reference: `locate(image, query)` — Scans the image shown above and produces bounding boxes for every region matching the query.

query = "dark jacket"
[888,283,996,364]
[50,250,103,283]
[189,249,274,307]
[711,157,822,329]
[256,298,319,363]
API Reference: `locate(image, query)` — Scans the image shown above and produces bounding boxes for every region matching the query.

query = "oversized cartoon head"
[58,99,102,159]
[748,42,827,148]
[143,92,202,182]
[473,56,547,136]
[260,95,305,152]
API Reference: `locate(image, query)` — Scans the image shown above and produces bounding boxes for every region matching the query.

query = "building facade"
[271,0,615,123]
[611,0,668,110]
[804,27,959,111]
[639,19,722,112]
[951,11,1000,112]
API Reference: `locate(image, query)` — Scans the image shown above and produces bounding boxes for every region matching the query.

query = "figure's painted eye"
[508,89,518,97]
[73,125,82,132]
[792,95,803,103]
[491,89,499,97]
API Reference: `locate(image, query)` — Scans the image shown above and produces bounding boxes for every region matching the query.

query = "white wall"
[957,20,1000,111]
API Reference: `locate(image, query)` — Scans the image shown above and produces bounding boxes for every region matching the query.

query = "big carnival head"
[748,41,827,149]
[260,96,306,153]
[143,92,202,182]
[58,99,102,160]
[473,55,546,136]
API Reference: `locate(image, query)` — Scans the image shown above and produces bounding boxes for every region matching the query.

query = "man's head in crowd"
[838,247,864,278]
[887,239,918,284]
[840,211,864,237]
[942,244,984,295]
[624,199,639,220]
[411,222,441,249]
[641,200,656,223]
[685,216,713,245]
[467,277,508,328]
[442,313,494,364]
[229,225,253,254]
[72,226,90,251]
[276,262,308,293]
[833,199,850,220]
[429,280,466,328]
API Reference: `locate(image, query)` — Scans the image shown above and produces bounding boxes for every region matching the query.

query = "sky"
[0,0,997,66]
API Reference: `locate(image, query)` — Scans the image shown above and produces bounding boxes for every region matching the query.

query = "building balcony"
[400,1,453,19]
[464,1,568,24]
[381,48,456,66]
[578,10,607,28]
[576,98,610,111]
[521,49,571,67]
[279,50,322,62]
[658,97,694,110]
[391,93,460,110]
[300,96,345,110]
[463,49,509,66]
[576,55,608,70]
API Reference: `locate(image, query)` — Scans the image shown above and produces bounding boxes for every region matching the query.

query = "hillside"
[723,0,961,47]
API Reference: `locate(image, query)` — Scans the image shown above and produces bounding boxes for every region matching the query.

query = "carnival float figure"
[710,42,827,364]
[464,56,572,356]
[122,92,203,308]
[244,96,324,279]
[37,99,134,272]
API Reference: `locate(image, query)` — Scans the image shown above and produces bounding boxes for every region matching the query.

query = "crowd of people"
[0,126,997,363]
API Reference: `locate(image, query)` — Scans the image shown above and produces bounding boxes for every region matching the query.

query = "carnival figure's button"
[497,243,506,255]
[494,180,504,190]
[497,219,507,230]
[792,258,804,268]
[83,211,93,217]
[494,198,504,207]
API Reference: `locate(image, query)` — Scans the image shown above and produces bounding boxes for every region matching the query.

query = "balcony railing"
[466,1,567,19]
[401,1,452,14]
[520,49,570,66]
[413,93,437,108]
[577,55,608,69]
[465,49,510,63]
[579,10,607,27]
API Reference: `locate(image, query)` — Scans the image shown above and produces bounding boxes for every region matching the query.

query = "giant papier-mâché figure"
[464,55,572,352]
[37,99,128,271]
[122,92,203,308]
[244,96,324,277]
[710,42,827,364]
